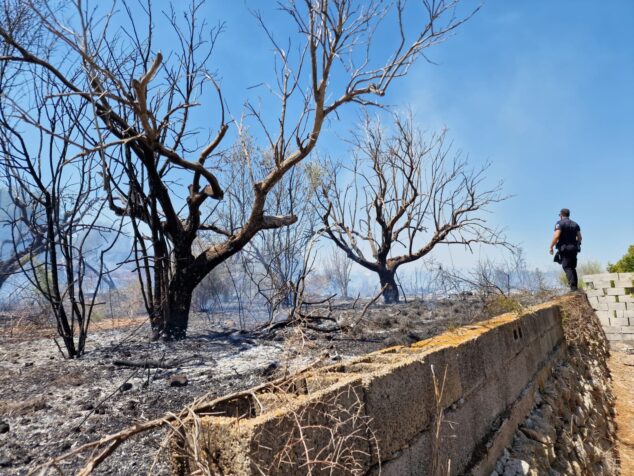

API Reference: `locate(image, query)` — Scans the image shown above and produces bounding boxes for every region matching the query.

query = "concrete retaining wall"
[582,272,634,341]
[172,299,574,475]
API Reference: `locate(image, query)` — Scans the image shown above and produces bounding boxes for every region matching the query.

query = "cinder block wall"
[172,299,575,475]
[582,272,634,341]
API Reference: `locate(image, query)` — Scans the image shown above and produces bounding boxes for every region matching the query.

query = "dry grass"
[165,381,380,475]
[430,363,453,476]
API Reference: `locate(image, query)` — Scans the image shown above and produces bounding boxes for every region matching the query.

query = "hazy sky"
[195,0,633,274]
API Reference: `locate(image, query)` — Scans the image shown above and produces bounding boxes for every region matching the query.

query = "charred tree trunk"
[378,268,399,304]
[150,244,199,340]
[163,283,194,340]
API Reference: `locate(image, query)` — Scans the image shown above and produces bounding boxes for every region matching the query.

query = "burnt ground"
[0,292,558,475]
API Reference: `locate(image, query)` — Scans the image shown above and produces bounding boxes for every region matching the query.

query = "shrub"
[559,260,603,289]
[607,245,634,273]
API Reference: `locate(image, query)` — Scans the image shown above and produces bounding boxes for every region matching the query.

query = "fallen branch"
[347,284,388,330]
[112,356,200,369]
[301,294,337,306]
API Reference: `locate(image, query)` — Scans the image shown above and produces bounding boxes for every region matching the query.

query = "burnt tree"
[0,90,123,358]
[319,115,509,303]
[0,0,476,338]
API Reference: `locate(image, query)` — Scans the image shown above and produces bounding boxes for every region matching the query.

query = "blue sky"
[395,0,634,271]
[196,0,633,273]
[3,0,631,294]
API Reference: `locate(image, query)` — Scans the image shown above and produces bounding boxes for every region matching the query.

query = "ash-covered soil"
[0,293,557,475]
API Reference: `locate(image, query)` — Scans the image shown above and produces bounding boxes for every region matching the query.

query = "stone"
[119,382,133,392]
[0,421,9,434]
[520,427,550,445]
[570,460,583,476]
[503,458,530,476]
[169,374,189,387]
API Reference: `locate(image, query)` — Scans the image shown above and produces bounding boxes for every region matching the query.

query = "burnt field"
[0,293,558,475]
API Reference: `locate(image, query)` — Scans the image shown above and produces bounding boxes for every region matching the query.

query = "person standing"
[549,208,582,291]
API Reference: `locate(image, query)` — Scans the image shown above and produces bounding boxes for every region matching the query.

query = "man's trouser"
[560,250,578,290]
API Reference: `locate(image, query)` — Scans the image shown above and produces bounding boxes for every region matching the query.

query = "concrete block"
[606,288,626,296]
[450,338,488,399]
[613,280,634,288]
[469,324,514,382]
[627,302,634,310]
[362,358,434,460]
[423,346,464,407]
[601,326,622,334]
[595,311,613,321]
[593,302,609,311]
[587,295,599,305]
[585,289,604,298]
[621,326,634,334]
[611,317,630,327]
[618,272,634,281]
[583,273,617,281]
[598,295,616,303]
[373,430,433,476]
[441,401,478,474]
[613,310,626,318]
[597,315,611,327]
[624,310,634,318]
[502,351,532,408]
[621,295,634,303]
[607,302,626,311]
[606,333,624,341]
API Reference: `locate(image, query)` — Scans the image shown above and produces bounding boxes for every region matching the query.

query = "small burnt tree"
[0,88,123,358]
[0,0,477,338]
[319,115,508,303]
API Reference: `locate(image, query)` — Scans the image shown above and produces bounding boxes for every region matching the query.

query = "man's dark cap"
[560,208,570,217]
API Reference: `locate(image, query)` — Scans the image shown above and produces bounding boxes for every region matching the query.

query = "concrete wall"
[172,299,576,475]
[488,295,617,476]
[583,272,634,341]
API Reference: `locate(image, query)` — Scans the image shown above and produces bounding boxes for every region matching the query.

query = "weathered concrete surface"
[171,296,583,475]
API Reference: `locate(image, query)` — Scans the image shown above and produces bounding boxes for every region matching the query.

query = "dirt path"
[609,342,634,475]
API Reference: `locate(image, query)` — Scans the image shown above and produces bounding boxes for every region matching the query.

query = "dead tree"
[0,85,123,357]
[0,0,476,339]
[319,115,509,303]
[325,247,353,299]
[218,142,322,321]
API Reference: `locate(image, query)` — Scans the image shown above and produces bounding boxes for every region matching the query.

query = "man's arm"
[549,230,561,255]
[577,230,582,243]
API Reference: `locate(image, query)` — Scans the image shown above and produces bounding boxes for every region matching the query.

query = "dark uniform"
[555,218,581,290]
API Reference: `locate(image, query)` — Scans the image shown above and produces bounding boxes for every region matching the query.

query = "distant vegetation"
[559,261,603,289]
[607,245,634,273]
